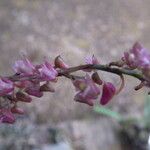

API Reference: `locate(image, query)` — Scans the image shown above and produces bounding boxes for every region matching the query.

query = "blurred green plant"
[143,95,150,128]
[94,95,150,128]
[93,105,123,121]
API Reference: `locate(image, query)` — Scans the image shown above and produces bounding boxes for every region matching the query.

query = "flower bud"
[16,92,32,102]
[40,82,55,92]
[11,106,24,114]
[0,109,15,124]
[92,72,102,85]
[54,55,69,69]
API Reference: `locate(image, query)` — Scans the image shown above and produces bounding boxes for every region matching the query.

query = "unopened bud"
[54,55,69,69]
[92,72,102,85]
[16,92,32,103]
[40,82,55,92]
[11,107,24,114]
[0,109,15,124]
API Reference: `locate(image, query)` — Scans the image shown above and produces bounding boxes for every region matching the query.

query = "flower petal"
[0,109,15,124]
[13,58,35,75]
[100,82,116,105]
[0,78,14,96]
[38,61,58,81]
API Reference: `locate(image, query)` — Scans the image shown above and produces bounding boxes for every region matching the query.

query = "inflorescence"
[0,42,150,124]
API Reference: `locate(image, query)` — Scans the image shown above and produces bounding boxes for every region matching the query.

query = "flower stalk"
[58,64,145,81]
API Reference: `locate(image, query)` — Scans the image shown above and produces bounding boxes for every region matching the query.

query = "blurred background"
[0,0,150,150]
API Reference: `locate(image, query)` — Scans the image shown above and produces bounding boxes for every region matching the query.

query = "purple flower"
[13,58,35,75]
[38,61,58,81]
[0,78,14,96]
[85,55,99,65]
[100,82,116,105]
[73,78,87,91]
[73,74,100,106]
[24,82,43,98]
[123,42,150,69]
[0,108,15,124]
[83,55,100,72]
[123,52,137,69]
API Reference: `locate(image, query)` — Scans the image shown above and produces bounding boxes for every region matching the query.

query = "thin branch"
[58,64,145,81]
[7,64,147,83]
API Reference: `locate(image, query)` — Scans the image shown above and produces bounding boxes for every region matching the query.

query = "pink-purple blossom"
[38,61,58,81]
[13,58,35,75]
[0,78,14,96]
[123,42,150,81]
[24,82,43,98]
[84,55,100,72]
[73,74,100,106]
[73,75,116,106]
[0,57,59,124]
[123,42,150,69]
[85,55,99,65]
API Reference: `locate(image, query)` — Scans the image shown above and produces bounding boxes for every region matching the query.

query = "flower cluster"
[123,42,150,81]
[0,42,150,124]
[0,58,58,123]
[73,55,116,106]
